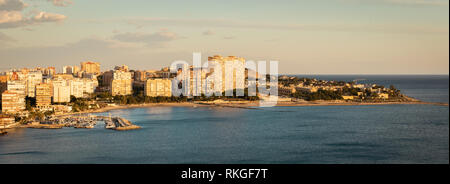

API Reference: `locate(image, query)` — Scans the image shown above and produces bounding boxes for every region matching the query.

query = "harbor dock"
[22,115,140,131]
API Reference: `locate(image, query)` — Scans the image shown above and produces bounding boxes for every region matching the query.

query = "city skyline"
[0,0,449,74]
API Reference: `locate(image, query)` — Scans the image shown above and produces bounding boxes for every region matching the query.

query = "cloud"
[31,11,66,22]
[0,11,66,28]
[89,17,448,35]
[113,30,180,47]
[202,30,214,36]
[0,37,189,71]
[48,0,73,7]
[0,10,21,24]
[0,0,26,11]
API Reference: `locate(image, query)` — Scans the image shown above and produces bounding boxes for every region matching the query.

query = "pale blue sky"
[0,0,448,74]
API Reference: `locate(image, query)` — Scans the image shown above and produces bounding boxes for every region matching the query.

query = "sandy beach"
[65,99,448,116]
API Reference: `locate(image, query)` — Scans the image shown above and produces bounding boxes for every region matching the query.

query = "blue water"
[0,75,448,164]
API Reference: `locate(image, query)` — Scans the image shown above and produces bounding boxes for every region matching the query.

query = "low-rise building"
[278,85,296,96]
[295,86,318,93]
[378,93,389,99]
[342,95,355,100]
[52,105,73,115]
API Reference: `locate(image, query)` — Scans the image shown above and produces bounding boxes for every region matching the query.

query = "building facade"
[53,85,71,103]
[35,83,52,110]
[1,91,25,114]
[26,71,43,97]
[7,80,26,98]
[207,55,246,95]
[81,61,101,74]
[144,79,172,97]
[110,71,133,96]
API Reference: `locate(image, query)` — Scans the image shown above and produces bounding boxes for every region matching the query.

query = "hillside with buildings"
[0,56,422,129]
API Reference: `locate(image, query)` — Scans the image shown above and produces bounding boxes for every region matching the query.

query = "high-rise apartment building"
[7,80,26,98]
[0,75,7,94]
[81,61,101,74]
[110,71,133,96]
[53,85,71,103]
[26,71,43,97]
[35,83,52,109]
[1,91,25,114]
[207,55,246,95]
[144,79,172,97]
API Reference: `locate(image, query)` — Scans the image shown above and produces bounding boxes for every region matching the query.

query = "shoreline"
[2,99,447,133]
[66,100,448,116]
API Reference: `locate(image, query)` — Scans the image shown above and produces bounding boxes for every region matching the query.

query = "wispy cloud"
[48,0,73,7]
[87,17,449,35]
[0,11,66,29]
[112,30,181,47]
[0,0,67,29]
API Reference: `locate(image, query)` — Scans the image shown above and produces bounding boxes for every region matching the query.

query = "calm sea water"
[0,75,448,164]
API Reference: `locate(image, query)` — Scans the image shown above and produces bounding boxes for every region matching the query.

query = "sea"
[0,75,448,164]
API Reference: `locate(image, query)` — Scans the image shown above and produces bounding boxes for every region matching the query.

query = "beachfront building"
[26,71,43,97]
[67,78,98,98]
[53,85,71,103]
[207,55,246,95]
[7,80,26,98]
[35,83,52,110]
[81,61,101,74]
[81,78,98,96]
[110,71,133,96]
[144,79,172,97]
[1,91,25,114]
[50,77,97,99]
[134,70,147,82]
[278,85,296,96]
[342,96,355,100]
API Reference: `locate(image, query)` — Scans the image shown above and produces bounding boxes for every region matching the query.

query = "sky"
[0,0,448,74]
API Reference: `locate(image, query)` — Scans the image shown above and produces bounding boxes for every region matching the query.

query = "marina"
[22,115,140,131]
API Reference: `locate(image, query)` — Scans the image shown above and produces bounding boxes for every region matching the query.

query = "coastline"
[66,99,449,116]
